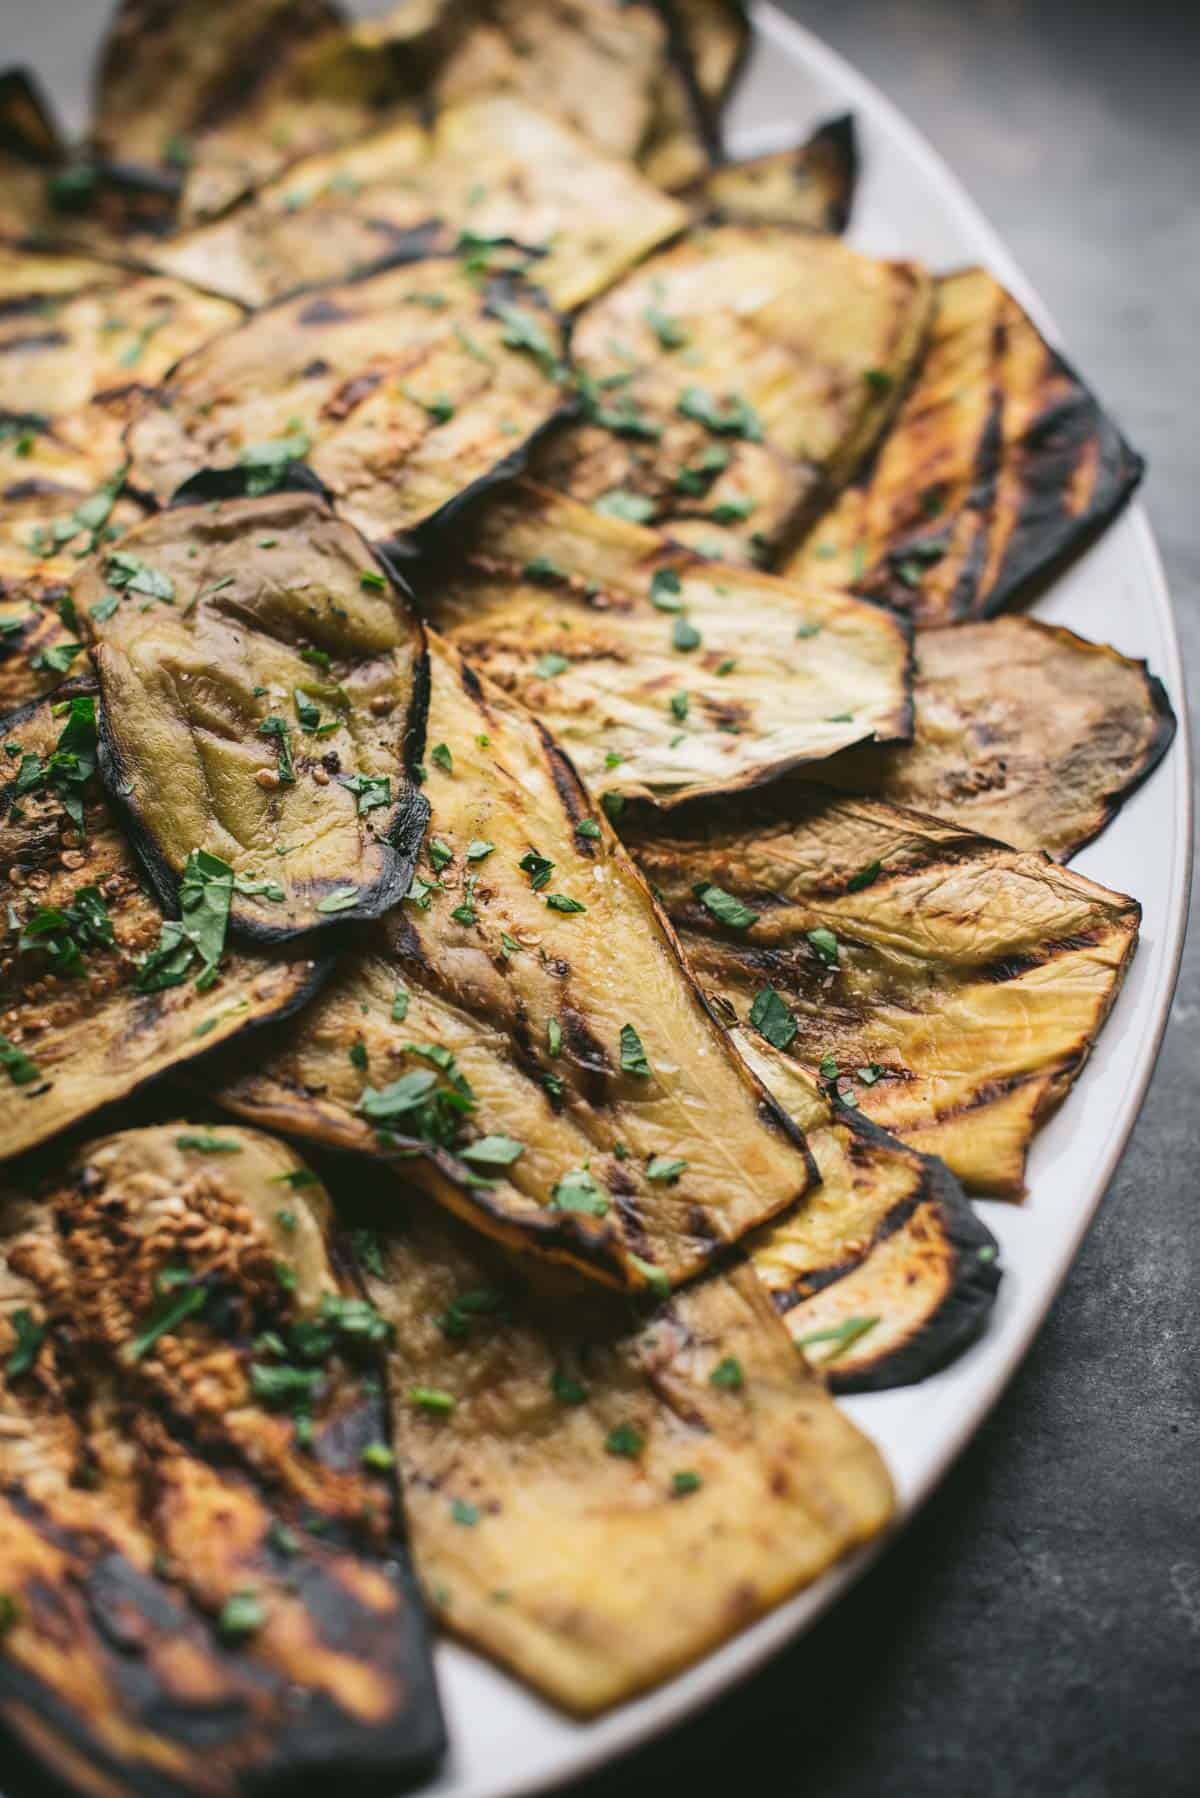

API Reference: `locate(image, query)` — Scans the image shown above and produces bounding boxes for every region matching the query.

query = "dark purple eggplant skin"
[778,1109,1002,1394]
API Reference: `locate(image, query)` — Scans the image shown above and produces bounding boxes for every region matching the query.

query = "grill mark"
[0,329,69,355]
[321,369,383,422]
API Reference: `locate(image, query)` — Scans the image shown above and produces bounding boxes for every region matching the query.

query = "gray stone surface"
[2,1,1196,1793]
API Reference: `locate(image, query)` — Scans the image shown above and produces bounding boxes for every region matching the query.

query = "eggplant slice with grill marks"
[535,223,933,563]
[426,481,912,807]
[0,1125,444,1797]
[90,0,346,224]
[78,492,430,941]
[627,787,1140,1195]
[0,689,328,1162]
[734,1032,1000,1391]
[216,632,817,1294]
[0,444,142,714]
[0,245,242,467]
[820,614,1177,860]
[432,0,668,165]
[688,114,858,233]
[148,95,689,314]
[122,256,569,549]
[348,1182,892,1715]
[786,267,1144,623]
[638,0,749,190]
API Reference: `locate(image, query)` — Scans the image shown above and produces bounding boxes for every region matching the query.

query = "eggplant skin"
[0,691,329,1163]
[0,1126,444,1797]
[536,223,932,564]
[789,267,1144,623]
[353,1183,892,1716]
[821,614,1177,861]
[122,258,570,552]
[629,784,1141,1196]
[689,114,859,233]
[78,492,431,943]
[428,481,913,808]
[732,1031,999,1392]
[216,631,817,1294]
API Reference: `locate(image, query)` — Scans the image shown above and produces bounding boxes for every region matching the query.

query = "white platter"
[418,8,1193,1794]
[13,3,1194,1793]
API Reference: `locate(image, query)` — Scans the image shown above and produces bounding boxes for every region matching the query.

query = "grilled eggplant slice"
[0,691,328,1161]
[150,95,689,313]
[536,224,933,562]
[433,0,666,164]
[0,246,241,466]
[0,1125,444,1796]
[0,448,141,713]
[217,631,816,1291]
[638,0,748,190]
[427,482,912,806]
[821,615,1177,859]
[78,492,429,940]
[735,1032,1000,1391]
[689,114,858,232]
[0,67,64,238]
[628,788,1140,1194]
[90,0,344,219]
[355,1188,891,1714]
[123,257,568,549]
[787,268,1144,623]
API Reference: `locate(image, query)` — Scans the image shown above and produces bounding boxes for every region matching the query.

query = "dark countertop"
[4,2,1197,1794]
[576,3,1200,1794]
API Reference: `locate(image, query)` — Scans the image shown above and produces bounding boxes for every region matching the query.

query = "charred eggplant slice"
[0,1125,444,1796]
[123,257,569,549]
[433,0,667,164]
[0,245,242,466]
[735,1032,1000,1391]
[0,449,141,714]
[638,0,749,189]
[427,481,912,806]
[689,114,858,232]
[149,95,689,313]
[0,690,327,1162]
[216,632,816,1292]
[78,492,429,940]
[355,1186,892,1714]
[787,267,1143,622]
[628,787,1140,1195]
[0,67,65,237]
[822,615,1177,860]
[536,224,933,562]
[90,0,345,220]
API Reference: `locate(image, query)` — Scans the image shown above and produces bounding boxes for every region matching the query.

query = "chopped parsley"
[649,567,683,611]
[238,429,311,496]
[550,1369,587,1405]
[135,848,234,993]
[340,773,391,815]
[709,1356,744,1391]
[257,715,295,783]
[595,489,655,522]
[6,1309,46,1379]
[672,1471,701,1497]
[175,1133,242,1154]
[0,1037,39,1085]
[646,1155,687,1183]
[17,886,113,976]
[218,1590,267,1639]
[847,859,882,892]
[693,882,758,930]
[677,386,763,440]
[618,1023,651,1078]
[749,986,797,1051]
[795,1315,879,1360]
[806,927,840,966]
[605,1423,643,1459]
[545,893,585,914]
[671,615,701,652]
[550,1166,608,1216]
[534,651,570,678]
[430,742,453,774]
[315,886,360,913]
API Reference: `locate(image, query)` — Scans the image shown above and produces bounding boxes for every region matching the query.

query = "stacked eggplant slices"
[0,2,1174,1792]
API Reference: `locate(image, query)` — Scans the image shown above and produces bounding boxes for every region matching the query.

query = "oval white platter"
[418,7,1193,1795]
[14,3,1193,1794]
